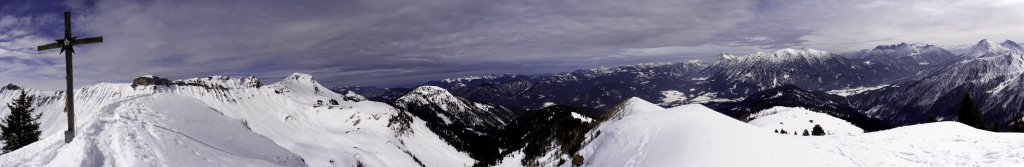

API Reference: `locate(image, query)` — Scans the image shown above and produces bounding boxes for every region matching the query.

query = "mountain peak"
[602,97,664,121]
[439,73,518,83]
[871,42,928,50]
[394,85,514,130]
[4,83,20,90]
[966,39,1023,57]
[395,86,459,107]
[1001,40,1023,51]
[719,48,834,62]
[286,73,315,81]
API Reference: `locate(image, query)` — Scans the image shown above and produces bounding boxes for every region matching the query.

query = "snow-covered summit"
[575,98,1024,166]
[602,97,663,120]
[719,48,836,63]
[965,39,1024,58]
[266,73,338,97]
[747,106,864,135]
[440,73,518,83]
[173,75,262,90]
[843,42,958,72]
[393,85,514,130]
[395,86,461,109]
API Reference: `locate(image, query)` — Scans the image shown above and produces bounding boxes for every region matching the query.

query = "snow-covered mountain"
[0,73,474,166]
[704,48,909,95]
[392,86,515,162]
[331,86,410,102]
[748,106,864,135]
[964,39,1024,58]
[572,98,1024,166]
[846,42,958,72]
[709,85,892,132]
[851,39,1024,127]
[346,47,930,115]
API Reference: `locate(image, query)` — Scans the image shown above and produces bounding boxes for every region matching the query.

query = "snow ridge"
[393,86,513,129]
[965,39,1024,58]
[0,73,475,167]
[576,98,1024,167]
[718,48,836,64]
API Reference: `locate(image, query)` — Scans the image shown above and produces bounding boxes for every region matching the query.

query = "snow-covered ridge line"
[966,39,1024,58]
[440,73,519,83]
[719,48,835,62]
[0,72,475,167]
[577,98,1024,166]
[395,86,464,110]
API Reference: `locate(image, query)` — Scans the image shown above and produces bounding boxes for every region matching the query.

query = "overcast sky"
[1,0,1023,90]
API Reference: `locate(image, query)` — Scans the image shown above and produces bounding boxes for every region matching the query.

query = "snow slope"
[748,106,864,135]
[579,101,852,167]
[0,94,305,166]
[574,98,1024,167]
[0,73,474,167]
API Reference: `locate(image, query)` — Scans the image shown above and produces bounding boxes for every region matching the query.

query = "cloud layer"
[0,0,1022,89]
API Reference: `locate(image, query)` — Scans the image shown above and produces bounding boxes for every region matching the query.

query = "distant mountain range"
[850,39,1024,128]
[337,39,1024,129]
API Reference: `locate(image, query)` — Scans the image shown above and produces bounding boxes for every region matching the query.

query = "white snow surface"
[747,106,864,135]
[657,90,686,106]
[0,73,473,167]
[569,112,594,123]
[827,84,890,97]
[574,98,1024,167]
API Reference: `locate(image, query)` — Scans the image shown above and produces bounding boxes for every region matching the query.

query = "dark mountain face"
[849,40,1024,127]
[482,105,595,166]
[847,43,960,74]
[416,61,710,115]
[391,86,515,162]
[342,47,952,116]
[703,48,911,98]
[389,86,595,166]
[331,86,410,102]
[709,85,892,132]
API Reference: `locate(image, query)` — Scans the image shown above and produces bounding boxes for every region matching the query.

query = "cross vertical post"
[63,12,76,144]
[35,12,103,143]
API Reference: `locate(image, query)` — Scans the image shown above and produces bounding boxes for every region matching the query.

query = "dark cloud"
[0,0,1022,89]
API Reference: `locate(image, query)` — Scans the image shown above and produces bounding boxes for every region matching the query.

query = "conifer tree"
[1010,113,1024,132]
[1,91,41,154]
[957,94,984,129]
[811,124,826,136]
[801,130,809,136]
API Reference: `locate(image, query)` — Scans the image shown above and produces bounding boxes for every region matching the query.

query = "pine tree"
[801,130,809,136]
[779,129,787,134]
[1010,113,1024,132]
[811,124,826,136]
[957,94,984,129]
[1,91,41,154]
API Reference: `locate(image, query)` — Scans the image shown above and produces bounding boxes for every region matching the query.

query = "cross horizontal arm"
[72,37,103,45]
[37,42,62,51]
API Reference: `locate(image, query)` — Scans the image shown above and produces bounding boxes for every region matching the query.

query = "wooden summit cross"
[36,12,103,143]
